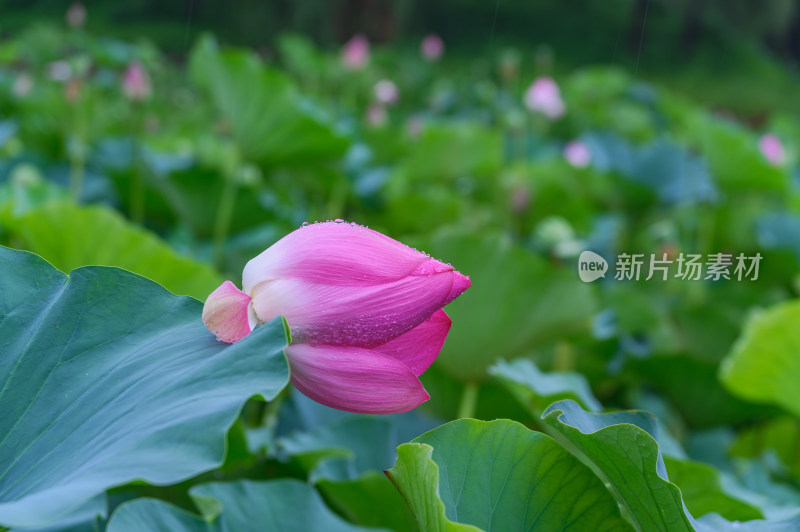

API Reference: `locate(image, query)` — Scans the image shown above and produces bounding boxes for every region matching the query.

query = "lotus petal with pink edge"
[375,309,451,375]
[286,343,430,414]
[202,281,253,343]
[242,222,434,288]
[249,268,469,347]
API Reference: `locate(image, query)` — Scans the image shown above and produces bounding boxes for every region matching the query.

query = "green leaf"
[10,201,224,300]
[189,35,348,165]
[489,358,601,414]
[105,479,383,532]
[720,301,800,417]
[413,232,596,381]
[386,419,631,532]
[0,247,289,529]
[663,457,763,522]
[541,400,694,531]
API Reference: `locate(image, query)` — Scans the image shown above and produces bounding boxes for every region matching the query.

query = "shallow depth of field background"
[2,0,800,529]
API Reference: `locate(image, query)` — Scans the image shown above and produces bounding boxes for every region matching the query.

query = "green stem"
[213,171,238,271]
[457,381,480,419]
[130,108,145,224]
[69,155,85,202]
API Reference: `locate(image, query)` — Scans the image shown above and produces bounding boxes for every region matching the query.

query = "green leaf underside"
[0,247,289,529]
[386,418,631,532]
[105,479,382,532]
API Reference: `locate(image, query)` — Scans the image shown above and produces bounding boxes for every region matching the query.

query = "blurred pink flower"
[563,140,591,168]
[12,73,33,98]
[341,34,370,70]
[66,3,86,28]
[759,134,786,166]
[202,221,470,414]
[405,114,425,138]
[524,76,565,120]
[122,61,151,101]
[365,103,387,127]
[420,34,444,61]
[373,79,399,105]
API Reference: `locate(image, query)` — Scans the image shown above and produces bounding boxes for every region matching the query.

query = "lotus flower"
[373,79,399,105]
[341,34,370,70]
[121,61,151,101]
[563,140,591,168]
[420,34,444,61]
[759,134,786,166]
[202,222,470,414]
[524,76,565,120]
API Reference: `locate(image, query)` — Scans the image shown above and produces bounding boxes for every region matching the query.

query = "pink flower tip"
[563,140,591,168]
[759,134,786,166]
[524,76,565,120]
[202,281,253,343]
[122,61,151,101]
[342,34,370,70]
[420,34,444,61]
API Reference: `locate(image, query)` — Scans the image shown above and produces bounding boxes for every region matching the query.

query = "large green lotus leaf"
[105,479,382,532]
[0,247,289,529]
[541,401,799,532]
[412,232,596,381]
[719,301,800,417]
[386,419,631,532]
[489,358,601,414]
[541,400,694,531]
[10,201,223,300]
[189,35,348,166]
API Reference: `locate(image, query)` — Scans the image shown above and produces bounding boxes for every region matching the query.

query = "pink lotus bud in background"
[373,79,399,105]
[66,3,86,28]
[203,221,470,414]
[420,34,444,61]
[12,73,33,98]
[524,76,565,120]
[47,61,72,82]
[563,140,591,168]
[365,103,387,127]
[122,61,151,101]
[759,134,786,166]
[341,34,370,70]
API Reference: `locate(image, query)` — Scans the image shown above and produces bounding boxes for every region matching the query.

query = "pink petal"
[250,269,457,347]
[376,309,451,375]
[202,281,253,343]
[286,343,429,414]
[242,222,433,290]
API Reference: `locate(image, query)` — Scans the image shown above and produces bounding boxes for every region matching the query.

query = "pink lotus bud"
[563,140,591,168]
[341,34,370,70]
[524,76,565,120]
[373,79,399,105]
[12,73,33,98]
[420,34,444,61]
[202,221,470,414]
[365,103,387,127]
[122,61,151,101]
[66,3,86,28]
[759,134,786,166]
